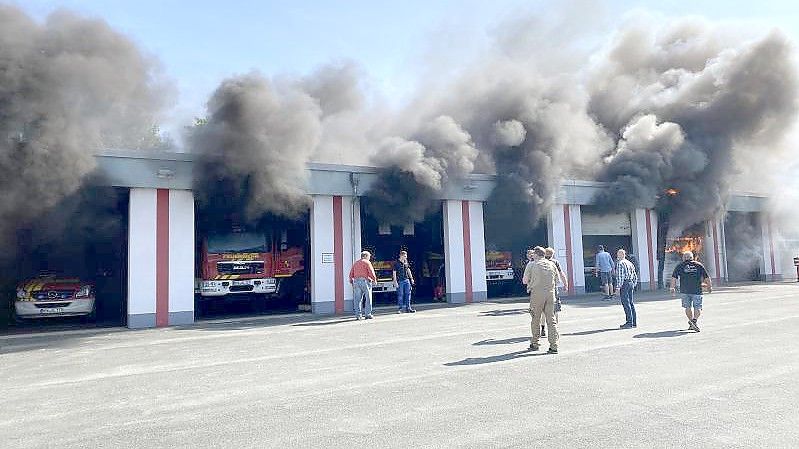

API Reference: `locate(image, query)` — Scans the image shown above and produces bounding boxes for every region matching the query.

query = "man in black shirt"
[392,250,416,313]
[670,251,712,332]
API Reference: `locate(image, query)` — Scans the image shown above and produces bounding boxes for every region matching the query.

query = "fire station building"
[94,150,784,329]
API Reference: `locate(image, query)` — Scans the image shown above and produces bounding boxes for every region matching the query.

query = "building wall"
[310,195,361,314]
[442,200,488,303]
[127,188,194,329]
[548,204,585,294]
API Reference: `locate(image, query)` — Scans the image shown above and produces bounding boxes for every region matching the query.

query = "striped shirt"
[615,258,638,286]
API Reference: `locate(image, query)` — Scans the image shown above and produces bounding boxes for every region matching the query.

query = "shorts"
[681,294,703,310]
[599,271,612,286]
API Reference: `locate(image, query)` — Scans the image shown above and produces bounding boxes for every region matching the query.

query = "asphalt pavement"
[1,283,798,448]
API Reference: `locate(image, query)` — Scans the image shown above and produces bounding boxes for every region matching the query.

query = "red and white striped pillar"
[127,188,195,328]
[547,204,584,294]
[443,200,488,303]
[310,195,360,314]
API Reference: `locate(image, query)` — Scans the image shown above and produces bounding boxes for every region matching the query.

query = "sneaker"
[407,308,416,313]
[691,319,700,332]
[356,315,363,321]
[528,344,540,351]
[620,323,633,329]
[547,347,558,354]
[688,320,696,331]
[397,309,404,314]
[365,315,374,319]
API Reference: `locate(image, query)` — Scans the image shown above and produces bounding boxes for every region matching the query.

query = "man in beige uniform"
[522,246,560,354]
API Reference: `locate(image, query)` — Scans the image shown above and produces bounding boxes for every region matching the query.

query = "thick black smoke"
[0,6,170,245]
[366,116,479,225]
[591,21,798,233]
[192,73,322,222]
[192,63,380,225]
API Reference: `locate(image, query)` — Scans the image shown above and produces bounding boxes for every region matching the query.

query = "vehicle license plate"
[39,308,65,314]
[232,280,249,286]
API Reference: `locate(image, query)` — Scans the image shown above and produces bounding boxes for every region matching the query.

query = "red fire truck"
[486,250,516,295]
[196,227,305,302]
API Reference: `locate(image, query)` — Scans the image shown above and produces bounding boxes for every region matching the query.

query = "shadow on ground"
[562,328,620,336]
[445,349,550,366]
[473,336,530,346]
[633,330,695,338]
[479,308,529,317]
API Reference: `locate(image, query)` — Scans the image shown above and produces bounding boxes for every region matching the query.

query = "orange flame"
[665,188,679,197]
[666,236,703,254]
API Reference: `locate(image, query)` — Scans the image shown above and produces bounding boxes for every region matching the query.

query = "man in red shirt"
[349,250,378,320]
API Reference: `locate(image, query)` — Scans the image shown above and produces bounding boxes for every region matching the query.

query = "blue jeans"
[352,278,373,317]
[397,279,412,310]
[619,281,636,326]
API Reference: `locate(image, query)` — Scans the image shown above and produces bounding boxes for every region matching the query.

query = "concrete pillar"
[631,209,658,291]
[127,188,194,329]
[443,200,488,304]
[548,204,584,294]
[761,213,782,281]
[310,195,360,315]
[704,218,726,282]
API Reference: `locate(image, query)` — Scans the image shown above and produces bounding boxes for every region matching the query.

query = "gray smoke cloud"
[591,19,798,233]
[366,115,478,225]
[0,5,170,244]
[192,72,322,222]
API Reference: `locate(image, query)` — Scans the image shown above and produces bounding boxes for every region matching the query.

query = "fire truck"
[485,250,516,295]
[196,226,305,302]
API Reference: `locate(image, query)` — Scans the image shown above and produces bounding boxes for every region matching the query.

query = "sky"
[13,0,799,139]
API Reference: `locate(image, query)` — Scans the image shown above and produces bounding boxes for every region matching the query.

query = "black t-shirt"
[394,260,412,282]
[672,261,709,295]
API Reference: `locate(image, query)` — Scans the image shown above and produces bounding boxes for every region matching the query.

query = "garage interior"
[724,211,765,282]
[193,210,311,319]
[360,198,445,305]
[1,186,129,331]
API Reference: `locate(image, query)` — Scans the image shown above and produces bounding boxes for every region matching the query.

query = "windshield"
[207,233,268,254]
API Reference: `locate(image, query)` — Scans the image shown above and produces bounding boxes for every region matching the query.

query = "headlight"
[16,289,28,299]
[76,285,92,298]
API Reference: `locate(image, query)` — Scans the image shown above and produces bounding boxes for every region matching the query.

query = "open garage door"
[360,199,445,305]
[1,186,128,332]
[194,211,311,320]
[483,205,548,299]
[581,207,634,293]
[724,212,764,282]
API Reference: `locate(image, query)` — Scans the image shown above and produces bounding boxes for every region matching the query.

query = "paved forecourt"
[1,283,798,448]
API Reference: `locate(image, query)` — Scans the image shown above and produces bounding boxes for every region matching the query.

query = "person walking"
[615,249,639,329]
[522,246,560,354]
[392,250,416,313]
[595,245,616,300]
[349,250,378,320]
[670,251,711,332]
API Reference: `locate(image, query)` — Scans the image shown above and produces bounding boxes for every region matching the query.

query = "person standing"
[521,249,545,336]
[522,246,560,354]
[349,250,378,320]
[545,247,569,323]
[594,245,616,300]
[392,250,416,313]
[670,251,711,332]
[615,249,639,329]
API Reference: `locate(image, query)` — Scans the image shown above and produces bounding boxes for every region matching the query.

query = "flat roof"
[92,149,768,210]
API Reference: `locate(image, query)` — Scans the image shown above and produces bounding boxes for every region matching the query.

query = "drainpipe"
[350,173,360,263]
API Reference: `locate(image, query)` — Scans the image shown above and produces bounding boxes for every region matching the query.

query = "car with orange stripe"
[14,273,96,319]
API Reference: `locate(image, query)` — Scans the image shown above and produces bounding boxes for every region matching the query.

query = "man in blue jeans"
[392,250,416,313]
[615,249,638,328]
[594,245,616,300]
[670,251,711,332]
